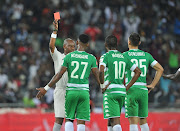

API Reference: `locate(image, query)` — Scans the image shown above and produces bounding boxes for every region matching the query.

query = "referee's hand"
[53,20,58,31]
[36,88,47,99]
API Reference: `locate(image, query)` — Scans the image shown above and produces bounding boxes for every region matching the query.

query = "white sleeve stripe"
[130,64,137,72]
[178,68,180,72]
[151,60,158,67]
[99,62,106,67]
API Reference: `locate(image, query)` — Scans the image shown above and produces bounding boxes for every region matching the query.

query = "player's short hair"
[129,33,140,46]
[105,35,117,48]
[79,34,89,44]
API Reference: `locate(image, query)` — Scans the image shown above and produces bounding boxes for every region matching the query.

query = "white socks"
[77,124,85,131]
[108,126,113,131]
[65,121,74,131]
[113,124,122,131]
[130,124,138,131]
[140,123,149,131]
[53,122,61,131]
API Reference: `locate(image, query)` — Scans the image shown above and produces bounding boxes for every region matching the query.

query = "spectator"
[168,48,179,73]
[84,22,101,50]
[123,5,141,42]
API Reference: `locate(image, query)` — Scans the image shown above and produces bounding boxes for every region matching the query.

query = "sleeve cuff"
[44,85,50,91]
[178,68,180,72]
[130,64,137,71]
[151,60,158,67]
[99,62,106,67]
[51,33,57,38]
[100,83,105,89]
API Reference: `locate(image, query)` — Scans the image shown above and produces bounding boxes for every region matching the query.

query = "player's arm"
[146,63,164,93]
[99,65,111,93]
[92,67,100,84]
[49,20,58,53]
[90,56,101,84]
[36,54,69,99]
[99,55,111,93]
[99,55,107,85]
[99,65,105,84]
[48,66,67,87]
[126,67,141,91]
[163,68,180,80]
[36,66,67,99]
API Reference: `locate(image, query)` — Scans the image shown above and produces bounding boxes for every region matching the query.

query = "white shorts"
[54,88,66,118]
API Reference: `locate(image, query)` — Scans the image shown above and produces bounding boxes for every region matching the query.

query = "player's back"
[100,50,135,96]
[123,49,157,89]
[62,50,97,91]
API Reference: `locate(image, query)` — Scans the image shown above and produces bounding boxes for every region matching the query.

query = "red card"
[54,12,60,20]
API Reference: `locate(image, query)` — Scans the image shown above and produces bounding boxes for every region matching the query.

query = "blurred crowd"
[0,0,180,109]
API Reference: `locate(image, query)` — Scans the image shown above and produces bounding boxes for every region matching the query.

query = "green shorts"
[65,90,90,121]
[103,93,125,119]
[125,87,148,118]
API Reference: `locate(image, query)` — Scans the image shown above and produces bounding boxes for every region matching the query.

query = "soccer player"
[36,34,100,131]
[123,33,164,131]
[99,35,141,131]
[48,20,75,131]
[163,68,180,80]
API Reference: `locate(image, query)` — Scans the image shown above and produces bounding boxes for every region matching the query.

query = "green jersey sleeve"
[148,53,158,67]
[91,56,98,68]
[99,54,107,67]
[62,54,69,68]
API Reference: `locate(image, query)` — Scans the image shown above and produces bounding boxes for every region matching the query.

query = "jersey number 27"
[71,61,88,79]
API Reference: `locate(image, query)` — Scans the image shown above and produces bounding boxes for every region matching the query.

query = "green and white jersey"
[123,49,158,90]
[99,54,109,86]
[99,50,137,96]
[62,50,97,91]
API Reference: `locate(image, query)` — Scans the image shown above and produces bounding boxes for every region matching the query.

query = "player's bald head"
[63,38,75,54]
[63,38,75,45]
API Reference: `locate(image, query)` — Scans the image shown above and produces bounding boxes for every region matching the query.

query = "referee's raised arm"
[49,20,58,53]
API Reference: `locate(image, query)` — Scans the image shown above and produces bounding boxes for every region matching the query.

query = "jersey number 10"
[113,61,126,79]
